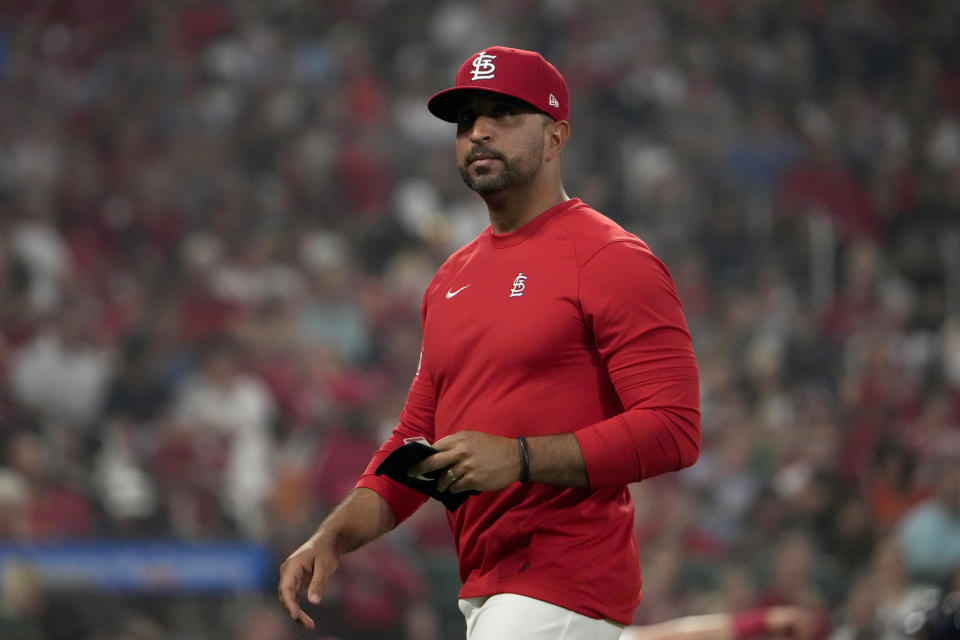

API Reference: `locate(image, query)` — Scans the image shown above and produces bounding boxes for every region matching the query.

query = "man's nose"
[468,116,495,143]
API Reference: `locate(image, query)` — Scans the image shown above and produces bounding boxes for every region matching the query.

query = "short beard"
[458,145,543,195]
[459,162,529,195]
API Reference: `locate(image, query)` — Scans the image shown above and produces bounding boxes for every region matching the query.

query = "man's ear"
[545,119,570,161]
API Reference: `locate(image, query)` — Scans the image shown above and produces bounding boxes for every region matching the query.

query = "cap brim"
[427,87,544,123]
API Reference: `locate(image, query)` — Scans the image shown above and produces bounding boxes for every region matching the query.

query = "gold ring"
[447,468,458,483]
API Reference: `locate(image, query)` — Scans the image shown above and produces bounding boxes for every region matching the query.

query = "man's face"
[455,93,551,195]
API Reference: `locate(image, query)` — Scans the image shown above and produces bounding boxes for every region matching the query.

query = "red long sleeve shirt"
[356,198,700,624]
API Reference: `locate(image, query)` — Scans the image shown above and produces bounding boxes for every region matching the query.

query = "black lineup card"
[375,440,480,511]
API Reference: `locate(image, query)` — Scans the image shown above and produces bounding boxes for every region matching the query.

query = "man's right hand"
[277,537,340,630]
[276,488,397,630]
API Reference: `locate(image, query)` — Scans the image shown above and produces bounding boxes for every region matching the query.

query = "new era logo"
[549,93,560,108]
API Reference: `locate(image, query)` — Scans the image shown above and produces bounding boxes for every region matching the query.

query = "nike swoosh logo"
[445,285,470,299]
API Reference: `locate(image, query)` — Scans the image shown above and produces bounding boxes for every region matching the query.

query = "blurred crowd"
[1,1,960,639]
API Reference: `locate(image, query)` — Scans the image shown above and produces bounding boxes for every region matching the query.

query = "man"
[278,46,701,639]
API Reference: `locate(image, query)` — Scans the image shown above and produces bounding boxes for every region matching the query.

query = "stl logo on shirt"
[509,273,528,297]
[470,52,497,80]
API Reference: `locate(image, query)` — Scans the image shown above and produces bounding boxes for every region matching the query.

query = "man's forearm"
[314,487,396,553]
[526,433,589,487]
[413,430,589,491]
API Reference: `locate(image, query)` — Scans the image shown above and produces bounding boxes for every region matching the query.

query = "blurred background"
[1,1,960,639]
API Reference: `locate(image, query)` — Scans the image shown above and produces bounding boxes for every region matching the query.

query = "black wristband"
[517,435,531,483]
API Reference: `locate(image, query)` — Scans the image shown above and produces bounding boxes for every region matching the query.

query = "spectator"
[4,431,96,539]
[173,334,276,539]
[9,300,115,430]
[897,465,960,582]
[0,563,45,640]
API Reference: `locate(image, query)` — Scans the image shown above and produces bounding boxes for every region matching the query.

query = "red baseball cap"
[428,46,569,123]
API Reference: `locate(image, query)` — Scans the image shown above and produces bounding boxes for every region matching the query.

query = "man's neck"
[484,184,569,234]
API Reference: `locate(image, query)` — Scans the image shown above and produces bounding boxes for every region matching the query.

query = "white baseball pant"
[458,593,624,640]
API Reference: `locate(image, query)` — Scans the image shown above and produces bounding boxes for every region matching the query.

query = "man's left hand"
[407,431,521,493]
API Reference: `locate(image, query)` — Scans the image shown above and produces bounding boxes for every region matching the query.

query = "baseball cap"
[428,46,569,123]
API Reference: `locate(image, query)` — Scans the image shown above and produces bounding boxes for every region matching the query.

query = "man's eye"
[492,104,514,117]
[457,110,477,128]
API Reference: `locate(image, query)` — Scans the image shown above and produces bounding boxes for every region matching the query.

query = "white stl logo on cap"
[470,52,497,81]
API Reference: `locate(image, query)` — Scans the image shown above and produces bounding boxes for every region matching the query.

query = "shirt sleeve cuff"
[575,415,640,487]
[355,473,429,525]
